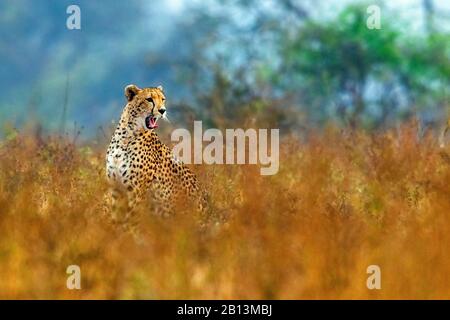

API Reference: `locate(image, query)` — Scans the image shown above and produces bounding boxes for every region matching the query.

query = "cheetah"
[106,84,207,225]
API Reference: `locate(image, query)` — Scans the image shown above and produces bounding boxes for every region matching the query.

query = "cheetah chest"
[106,143,130,185]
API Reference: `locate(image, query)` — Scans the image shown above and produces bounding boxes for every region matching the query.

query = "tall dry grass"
[0,123,450,299]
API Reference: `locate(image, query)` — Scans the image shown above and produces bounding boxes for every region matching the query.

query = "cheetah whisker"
[162,114,170,124]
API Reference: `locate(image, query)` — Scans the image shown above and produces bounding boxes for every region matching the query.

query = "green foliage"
[181,1,449,130]
[276,4,450,128]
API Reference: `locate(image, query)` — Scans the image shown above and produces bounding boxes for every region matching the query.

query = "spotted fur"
[106,84,207,224]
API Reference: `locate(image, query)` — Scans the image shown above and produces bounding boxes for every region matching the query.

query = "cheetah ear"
[125,84,141,102]
[157,85,164,92]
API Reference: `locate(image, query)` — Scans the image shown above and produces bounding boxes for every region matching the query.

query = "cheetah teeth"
[145,115,158,129]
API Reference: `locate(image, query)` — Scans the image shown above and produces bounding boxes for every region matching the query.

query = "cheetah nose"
[159,108,166,115]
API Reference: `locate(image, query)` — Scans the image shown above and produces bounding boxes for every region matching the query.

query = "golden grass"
[0,123,450,299]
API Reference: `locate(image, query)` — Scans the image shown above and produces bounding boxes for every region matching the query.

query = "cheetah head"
[124,84,167,130]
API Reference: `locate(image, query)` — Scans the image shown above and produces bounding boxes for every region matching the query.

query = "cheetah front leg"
[108,186,129,224]
[121,187,147,243]
[124,187,145,222]
[107,184,145,242]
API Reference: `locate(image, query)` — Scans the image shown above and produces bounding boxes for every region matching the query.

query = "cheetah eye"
[146,97,154,104]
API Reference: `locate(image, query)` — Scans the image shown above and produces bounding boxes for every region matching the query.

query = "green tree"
[277,4,450,128]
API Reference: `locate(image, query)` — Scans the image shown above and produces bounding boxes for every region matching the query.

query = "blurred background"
[0,0,449,138]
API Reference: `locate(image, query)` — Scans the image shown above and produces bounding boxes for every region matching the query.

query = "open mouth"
[145,115,158,129]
